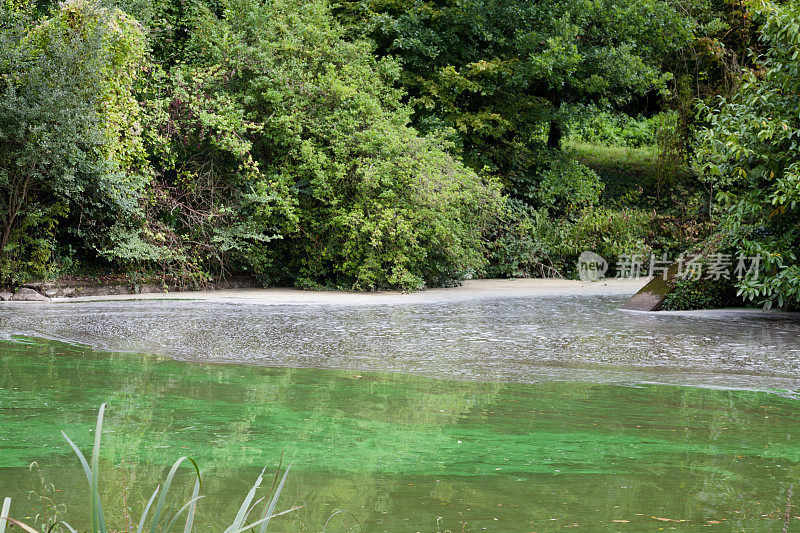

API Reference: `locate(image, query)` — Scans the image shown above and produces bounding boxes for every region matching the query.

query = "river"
[1,294,799,531]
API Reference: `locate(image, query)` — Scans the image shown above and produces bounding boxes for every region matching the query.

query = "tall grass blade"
[267,454,283,502]
[62,405,108,533]
[224,467,266,533]
[257,464,292,533]
[90,403,108,533]
[243,497,265,525]
[322,510,344,533]
[322,510,363,533]
[149,457,201,533]
[137,486,160,533]
[226,506,304,533]
[46,521,78,533]
[163,496,204,533]
[1,497,11,533]
[183,478,201,533]
[61,433,92,484]
[0,516,40,533]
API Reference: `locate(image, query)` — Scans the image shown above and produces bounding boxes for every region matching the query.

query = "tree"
[140,0,504,289]
[695,0,800,309]
[354,0,695,190]
[0,0,147,283]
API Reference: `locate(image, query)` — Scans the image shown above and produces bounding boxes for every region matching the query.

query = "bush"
[485,200,567,278]
[662,277,739,310]
[505,149,603,217]
[0,0,505,291]
[565,106,666,148]
[173,0,505,290]
[562,207,656,275]
[694,0,800,309]
[485,203,662,280]
[0,0,148,285]
[534,158,603,216]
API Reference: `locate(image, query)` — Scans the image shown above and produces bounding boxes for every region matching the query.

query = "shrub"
[0,0,506,291]
[565,106,661,148]
[505,149,603,217]
[177,0,505,290]
[534,158,603,216]
[694,0,800,309]
[485,199,567,278]
[0,0,148,285]
[662,277,739,310]
[563,206,656,275]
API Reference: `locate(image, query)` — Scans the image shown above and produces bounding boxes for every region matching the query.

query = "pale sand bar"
[55,277,650,306]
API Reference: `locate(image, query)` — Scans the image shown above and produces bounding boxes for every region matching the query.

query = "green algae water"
[2,336,800,532]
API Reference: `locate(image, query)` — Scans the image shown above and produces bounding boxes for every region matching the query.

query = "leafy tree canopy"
[0,0,147,282]
[1,0,504,290]
[695,0,800,308]
[350,0,696,184]
[175,0,504,289]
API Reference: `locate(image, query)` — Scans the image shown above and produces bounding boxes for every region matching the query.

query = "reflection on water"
[1,296,799,390]
[1,338,800,531]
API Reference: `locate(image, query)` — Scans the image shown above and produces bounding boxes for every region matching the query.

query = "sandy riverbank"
[51,277,650,305]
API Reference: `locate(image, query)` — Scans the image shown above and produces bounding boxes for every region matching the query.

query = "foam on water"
[1,295,798,392]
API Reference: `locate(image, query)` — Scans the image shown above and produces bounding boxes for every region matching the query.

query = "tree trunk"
[0,175,29,255]
[1,204,17,256]
[0,223,10,255]
[547,120,562,149]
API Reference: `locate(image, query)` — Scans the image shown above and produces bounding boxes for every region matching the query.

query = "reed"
[0,404,300,533]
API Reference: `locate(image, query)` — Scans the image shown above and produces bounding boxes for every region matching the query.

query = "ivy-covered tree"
[0,0,147,284]
[695,0,800,309]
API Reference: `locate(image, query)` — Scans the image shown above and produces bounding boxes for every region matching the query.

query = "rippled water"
[1,295,800,531]
[1,296,799,391]
[3,338,800,532]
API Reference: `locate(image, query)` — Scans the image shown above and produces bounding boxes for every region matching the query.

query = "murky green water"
[2,334,800,531]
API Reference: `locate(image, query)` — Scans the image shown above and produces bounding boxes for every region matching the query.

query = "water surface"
[1,296,799,531]
[1,296,799,390]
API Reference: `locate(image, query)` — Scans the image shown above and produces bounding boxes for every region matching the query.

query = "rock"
[0,292,13,301]
[49,284,129,297]
[60,287,76,297]
[22,282,57,291]
[92,285,131,296]
[620,262,679,311]
[137,283,170,294]
[11,287,51,302]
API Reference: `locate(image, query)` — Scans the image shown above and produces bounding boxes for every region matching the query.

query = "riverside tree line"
[0,0,798,308]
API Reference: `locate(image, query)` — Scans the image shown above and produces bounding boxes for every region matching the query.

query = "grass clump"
[662,277,739,311]
[0,404,299,533]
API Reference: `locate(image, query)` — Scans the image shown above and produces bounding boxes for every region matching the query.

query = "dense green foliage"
[0,0,148,283]
[360,0,691,177]
[0,0,797,304]
[695,0,800,309]
[564,107,670,149]
[0,0,502,290]
[662,277,738,311]
[140,0,504,290]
